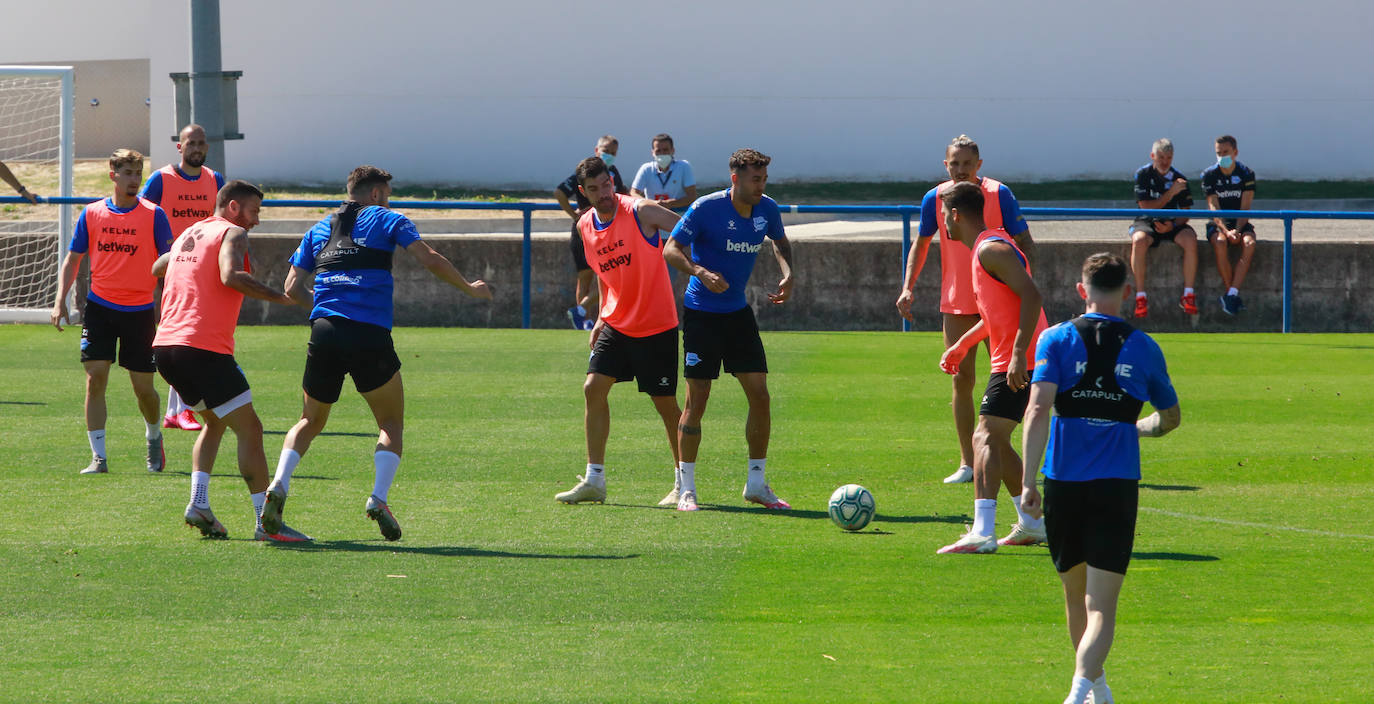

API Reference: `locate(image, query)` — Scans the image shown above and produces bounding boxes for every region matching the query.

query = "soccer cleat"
[677,490,699,512]
[743,483,791,510]
[658,474,682,506]
[1133,296,1148,319]
[555,475,606,504]
[164,409,203,431]
[365,495,403,541]
[146,435,165,473]
[937,531,998,554]
[162,415,178,429]
[261,483,287,535]
[1179,292,1198,316]
[943,465,974,484]
[80,456,108,474]
[255,522,313,543]
[184,504,227,539]
[998,521,1048,546]
[1088,684,1115,704]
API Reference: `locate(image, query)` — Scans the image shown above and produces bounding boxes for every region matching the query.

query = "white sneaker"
[1088,683,1114,704]
[742,483,791,509]
[676,490,698,512]
[658,473,681,506]
[998,521,1048,546]
[555,475,606,504]
[937,531,997,554]
[943,465,974,484]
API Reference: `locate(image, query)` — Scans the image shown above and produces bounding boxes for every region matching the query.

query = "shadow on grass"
[1140,483,1201,492]
[264,539,639,560]
[263,429,376,438]
[159,470,338,481]
[0,400,46,406]
[1132,551,1219,562]
[875,513,970,525]
[610,502,968,526]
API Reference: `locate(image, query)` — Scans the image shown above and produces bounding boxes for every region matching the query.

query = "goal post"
[0,65,74,323]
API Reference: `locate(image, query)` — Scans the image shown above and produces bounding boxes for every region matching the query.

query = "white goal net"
[0,66,73,323]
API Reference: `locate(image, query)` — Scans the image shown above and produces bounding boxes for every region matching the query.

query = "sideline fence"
[6,195,1373,333]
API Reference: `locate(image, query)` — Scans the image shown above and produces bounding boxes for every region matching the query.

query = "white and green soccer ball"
[828,484,875,531]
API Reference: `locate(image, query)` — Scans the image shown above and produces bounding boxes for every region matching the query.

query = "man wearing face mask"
[555,135,628,330]
[631,133,698,218]
[1200,135,1257,316]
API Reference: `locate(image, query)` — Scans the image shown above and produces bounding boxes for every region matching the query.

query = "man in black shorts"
[1020,253,1181,704]
[151,180,301,540]
[268,166,492,541]
[1129,138,1199,319]
[1201,134,1259,316]
[554,135,627,329]
[50,148,174,474]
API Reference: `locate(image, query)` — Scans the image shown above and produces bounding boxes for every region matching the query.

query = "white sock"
[1227,287,1239,297]
[1011,493,1045,530]
[679,461,696,493]
[1092,672,1111,701]
[373,450,400,502]
[88,429,106,459]
[165,390,186,416]
[144,420,161,441]
[1183,287,1194,296]
[1136,291,1147,300]
[972,498,996,538]
[585,463,605,486]
[250,491,266,523]
[190,470,211,509]
[1064,676,1094,704]
[747,458,766,487]
[273,449,302,494]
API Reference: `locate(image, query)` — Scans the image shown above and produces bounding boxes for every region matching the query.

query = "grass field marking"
[1141,506,1374,540]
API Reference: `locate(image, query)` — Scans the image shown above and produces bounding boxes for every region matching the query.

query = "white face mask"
[654,154,673,170]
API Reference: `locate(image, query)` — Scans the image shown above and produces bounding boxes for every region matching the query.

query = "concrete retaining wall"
[231,233,1372,333]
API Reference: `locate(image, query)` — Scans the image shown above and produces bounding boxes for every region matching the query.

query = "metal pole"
[901,210,912,332]
[522,207,532,329]
[189,0,226,172]
[1282,216,1293,333]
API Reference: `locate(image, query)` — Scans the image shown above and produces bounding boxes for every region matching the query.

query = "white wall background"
[8,0,1373,187]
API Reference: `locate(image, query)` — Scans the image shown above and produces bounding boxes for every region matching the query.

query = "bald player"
[140,124,225,432]
[51,149,174,475]
[553,156,687,508]
[150,180,303,540]
[896,135,1035,485]
[936,181,1048,554]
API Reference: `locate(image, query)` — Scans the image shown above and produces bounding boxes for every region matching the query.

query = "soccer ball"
[828,484,875,531]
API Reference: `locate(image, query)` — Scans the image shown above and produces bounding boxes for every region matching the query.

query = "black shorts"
[153,345,252,416]
[979,371,1030,421]
[303,316,402,404]
[588,324,678,396]
[682,306,768,380]
[80,299,156,372]
[570,224,590,272]
[1044,477,1139,575]
[1206,220,1257,242]
[1130,218,1193,248]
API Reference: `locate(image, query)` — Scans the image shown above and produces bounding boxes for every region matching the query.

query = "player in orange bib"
[896,135,1036,485]
[50,149,174,475]
[553,156,687,507]
[140,124,225,432]
[935,181,1049,554]
[150,180,301,540]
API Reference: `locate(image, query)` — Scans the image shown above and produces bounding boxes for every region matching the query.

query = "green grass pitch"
[0,326,1370,703]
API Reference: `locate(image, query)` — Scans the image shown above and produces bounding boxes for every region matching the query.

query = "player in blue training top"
[1019,253,1182,704]
[664,148,795,510]
[264,165,493,543]
[1200,134,1258,316]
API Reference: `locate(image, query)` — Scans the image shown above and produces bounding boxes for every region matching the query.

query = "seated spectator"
[1201,134,1258,316]
[1129,138,1199,318]
[553,135,627,329]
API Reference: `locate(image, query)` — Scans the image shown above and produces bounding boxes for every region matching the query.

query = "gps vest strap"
[1054,316,1144,423]
[314,201,393,273]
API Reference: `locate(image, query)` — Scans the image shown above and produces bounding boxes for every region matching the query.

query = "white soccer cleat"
[676,490,699,512]
[743,483,791,510]
[943,465,974,484]
[998,521,1048,546]
[658,473,681,506]
[555,475,606,504]
[937,531,998,554]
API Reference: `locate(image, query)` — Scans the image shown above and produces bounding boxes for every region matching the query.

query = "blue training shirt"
[917,181,1028,238]
[1032,313,1178,481]
[668,189,785,313]
[288,205,421,329]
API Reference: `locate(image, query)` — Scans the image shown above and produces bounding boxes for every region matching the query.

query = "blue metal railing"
[7,195,1373,333]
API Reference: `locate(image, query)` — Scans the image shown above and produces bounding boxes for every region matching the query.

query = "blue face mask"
[599,152,615,168]
[1217,155,1234,169]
